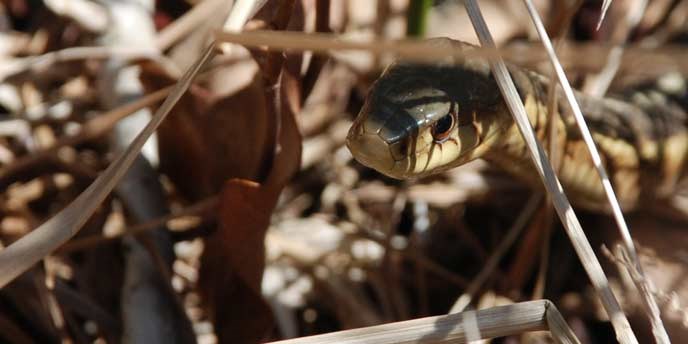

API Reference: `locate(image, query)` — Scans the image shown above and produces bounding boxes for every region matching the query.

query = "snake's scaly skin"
[346,38,688,211]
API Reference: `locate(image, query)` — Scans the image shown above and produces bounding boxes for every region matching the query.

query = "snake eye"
[431,104,456,143]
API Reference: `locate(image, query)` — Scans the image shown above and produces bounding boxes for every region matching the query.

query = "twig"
[57,196,218,254]
[532,204,554,300]
[214,29,688,74]
[350,222,469,288]
[450,194,541,313]
[214,29,502,62]
[301,0,332,100]
[535,0,581,301]
[52,279,121,339]
[544,0,581,172]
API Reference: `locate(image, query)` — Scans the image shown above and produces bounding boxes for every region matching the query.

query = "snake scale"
[346,38,688,212]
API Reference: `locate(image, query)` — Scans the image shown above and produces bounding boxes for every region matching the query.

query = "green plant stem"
[406,0,432,37]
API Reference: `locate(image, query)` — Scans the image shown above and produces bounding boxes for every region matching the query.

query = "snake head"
[347,43,506,179]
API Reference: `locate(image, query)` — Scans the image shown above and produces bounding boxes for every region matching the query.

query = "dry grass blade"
[220,0,270,54]
[156,0,227,50]
[0,42,216,288]
[462,1,637,343]
[268,300,579,344]
[603,244,672,344]
[584,0,648,96]
[521,1,669,343]
[224,0,268,31]
[545,303,581,344]
[1,0,230,82]
[598,0,614,30]
[0,46,165,82]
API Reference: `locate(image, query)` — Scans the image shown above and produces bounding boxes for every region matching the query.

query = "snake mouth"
[347,100,417,178]
[347,112,416,179]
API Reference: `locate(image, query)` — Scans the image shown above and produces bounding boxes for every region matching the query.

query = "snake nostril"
[389,139,409,161]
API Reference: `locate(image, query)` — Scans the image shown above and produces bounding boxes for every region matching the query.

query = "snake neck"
[479,67,688,211]
[481,68,569,190]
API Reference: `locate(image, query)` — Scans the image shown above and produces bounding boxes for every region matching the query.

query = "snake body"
[346,38,688,211]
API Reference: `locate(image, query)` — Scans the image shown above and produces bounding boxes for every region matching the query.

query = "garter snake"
[346,38,688,211]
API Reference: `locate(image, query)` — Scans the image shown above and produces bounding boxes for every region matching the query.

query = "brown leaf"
[139,62,273,200]
[140,4,304,341]
[139,46,302,343]
[199,102,302,342]
[199,179,275,343]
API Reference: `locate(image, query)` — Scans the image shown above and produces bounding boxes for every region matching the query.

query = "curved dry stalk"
[269,300,579,344]
[0,43,216,288]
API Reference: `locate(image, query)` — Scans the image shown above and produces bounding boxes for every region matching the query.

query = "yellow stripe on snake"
[346,38,688,212]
